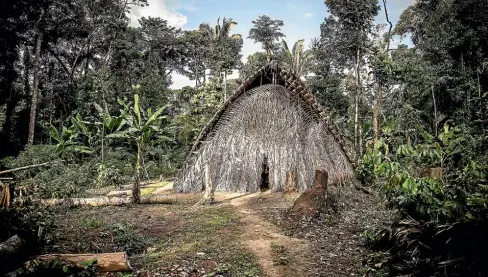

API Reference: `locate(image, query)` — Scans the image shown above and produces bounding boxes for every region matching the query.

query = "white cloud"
[128,0,188,28]
[304,12,313,17]
[183,0,198,12]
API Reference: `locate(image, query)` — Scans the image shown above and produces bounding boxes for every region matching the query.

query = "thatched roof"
[174,61,356,193]
[189,61,355,164]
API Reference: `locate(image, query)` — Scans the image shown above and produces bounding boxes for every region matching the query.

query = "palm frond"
[221,18,238,38]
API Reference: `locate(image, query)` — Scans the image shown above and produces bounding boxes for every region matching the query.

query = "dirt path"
[52,185,390,277]
[227,193,310,277]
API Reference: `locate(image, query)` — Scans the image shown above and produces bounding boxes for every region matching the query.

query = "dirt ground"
[49,185,391,277]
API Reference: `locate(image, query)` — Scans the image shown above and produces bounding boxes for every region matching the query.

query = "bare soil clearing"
[49,186,390,277]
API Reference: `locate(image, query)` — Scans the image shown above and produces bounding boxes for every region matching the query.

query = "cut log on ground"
[40,195,176,207]
[288,170,328,219]
[33,252,130,272]
[106,190,132,197]
[0,235,23,263]
[140,194,176,204]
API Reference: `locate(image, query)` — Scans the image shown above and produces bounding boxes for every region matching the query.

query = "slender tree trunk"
[373,0,393,144]
[354,47,361,151]
[432,85,437,136]
[133,141,142,204]
[224,71,227,101]
[373,83,383,143]
[199,163,215,204]
[28,33,43,145]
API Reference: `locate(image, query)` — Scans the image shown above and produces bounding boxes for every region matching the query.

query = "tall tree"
[180,30,209,86]
[199,17,242,99]
[248,15,285,62]
[279,39,312,77]
[371,0,393,143]
[325,0,380,156]
[395,0,488,135]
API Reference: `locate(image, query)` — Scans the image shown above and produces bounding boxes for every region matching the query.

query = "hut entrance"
[260,155,270,191]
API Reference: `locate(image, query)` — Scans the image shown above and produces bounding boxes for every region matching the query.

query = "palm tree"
[279,39,312,77]
[199,17,241,42]
[199,18,242,99]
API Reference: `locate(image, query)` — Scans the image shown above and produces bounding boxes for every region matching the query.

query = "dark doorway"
[260,155,270,191]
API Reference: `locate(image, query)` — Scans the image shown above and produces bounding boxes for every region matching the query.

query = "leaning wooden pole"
[0,162,55,175]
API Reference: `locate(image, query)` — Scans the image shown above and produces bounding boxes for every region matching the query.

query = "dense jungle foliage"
[0,0,487,276]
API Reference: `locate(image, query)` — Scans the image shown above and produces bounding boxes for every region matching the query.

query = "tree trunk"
[133,142,142,204]
[373,83,383,143]
[199,163,215,204]
[224,71,227,101]
[1,182,13,208]
[372,0,393,144]
[432,86,438,136]
[40,195,176,207]
[33,252,130,272]
[28,33,43,145]
[354,47,361,151]
[285,169,298,192]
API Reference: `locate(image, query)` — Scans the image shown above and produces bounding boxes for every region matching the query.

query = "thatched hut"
[174,62,355,193]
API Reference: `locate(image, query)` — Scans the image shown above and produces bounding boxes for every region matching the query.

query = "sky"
[128,0,414,89]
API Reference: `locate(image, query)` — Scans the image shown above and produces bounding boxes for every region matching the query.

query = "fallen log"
[40,195,176,207]
[106,190,132,197]
[0,235,23,263]
[32,252,131,272]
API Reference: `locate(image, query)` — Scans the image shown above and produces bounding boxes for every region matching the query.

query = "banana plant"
[107,94,168,203]
[93,103,126,187]
[49,124,93,157]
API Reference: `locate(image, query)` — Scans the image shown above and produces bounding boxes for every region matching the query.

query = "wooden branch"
[383,0,393,51]
[33,252,130,272]
[0,161,59,176]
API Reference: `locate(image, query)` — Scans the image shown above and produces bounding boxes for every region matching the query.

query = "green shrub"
[358,125,487,223]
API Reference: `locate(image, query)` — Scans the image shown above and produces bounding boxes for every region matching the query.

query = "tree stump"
[199,163,215,205]
[284,169,298,192]
[288,170,328,219]
[421,167,443,181]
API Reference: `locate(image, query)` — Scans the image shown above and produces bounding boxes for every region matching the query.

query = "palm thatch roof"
[174,61,356,193]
